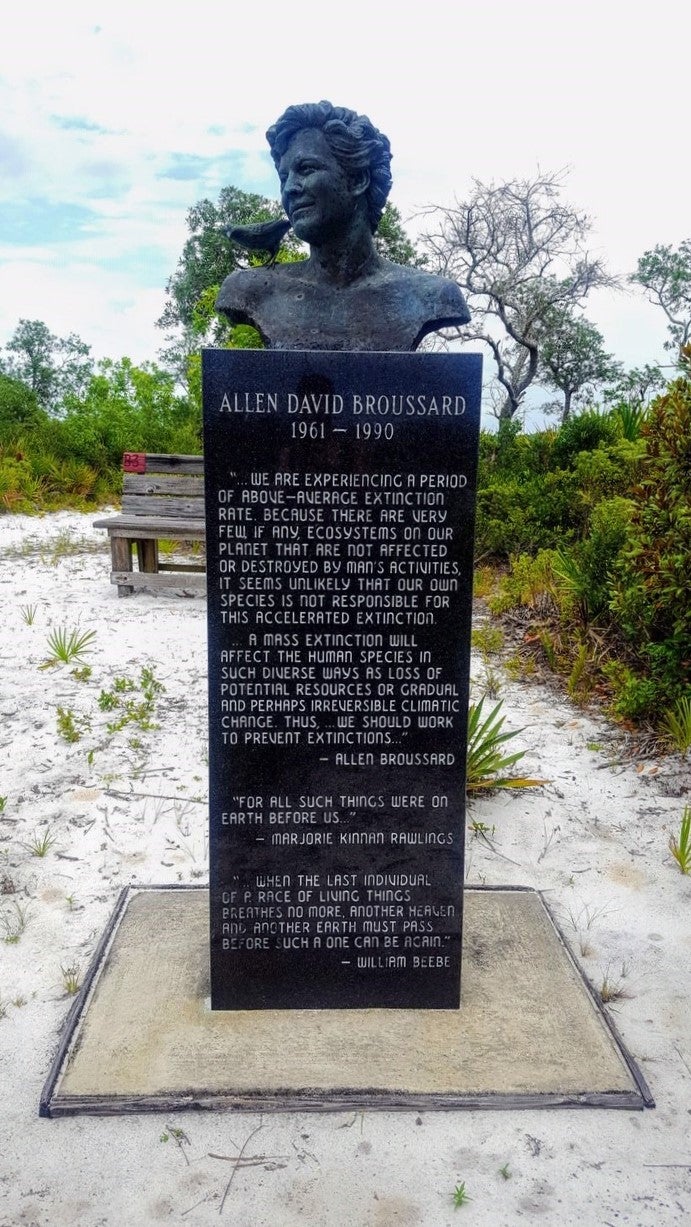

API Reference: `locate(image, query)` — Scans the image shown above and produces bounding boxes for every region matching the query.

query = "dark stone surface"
[216,102,470,351]
[203,349,481,1009]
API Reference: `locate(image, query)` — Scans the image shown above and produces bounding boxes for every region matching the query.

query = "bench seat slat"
[140,454,204,474]
[121,494,205,518]
[123,473,204,498]
[93,516,206,536]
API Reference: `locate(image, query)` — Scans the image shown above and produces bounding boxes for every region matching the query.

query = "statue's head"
[266,101,393,234]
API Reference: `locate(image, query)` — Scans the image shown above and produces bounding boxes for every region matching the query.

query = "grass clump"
[452,1182,471,1208]
[60,962,82,996]
[488,551,557,617]
[669,806,691,874]
[471,624,504,656]
[1,901,30,943]
[466,699,543,792]
[566,641,593,703]
[473,565,496,599]
[24,825,57,856]
[663,695,691,754]
[599,965,632,1004]
[41,626,96,668]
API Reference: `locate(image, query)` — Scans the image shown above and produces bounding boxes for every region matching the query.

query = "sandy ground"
[0,510,689,1227]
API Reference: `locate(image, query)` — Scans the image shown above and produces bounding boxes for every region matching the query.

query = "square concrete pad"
[41,886,652,1115]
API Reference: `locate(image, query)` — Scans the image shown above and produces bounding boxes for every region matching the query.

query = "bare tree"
[423,171,616,420]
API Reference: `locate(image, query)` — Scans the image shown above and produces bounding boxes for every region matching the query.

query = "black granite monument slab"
[203,348,481,1009]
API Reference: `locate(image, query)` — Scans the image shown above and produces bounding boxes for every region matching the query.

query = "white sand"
[0,510,689,1227]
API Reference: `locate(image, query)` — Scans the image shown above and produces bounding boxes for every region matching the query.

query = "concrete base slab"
[41,886,652,1116]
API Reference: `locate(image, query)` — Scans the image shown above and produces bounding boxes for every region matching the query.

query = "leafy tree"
[157,186,301,340]
[423,171,616,420]
[0,373,43,435]
[59,358,199,467]
[539,309,621,423]
[156,323,208,394]
[601,363,666,441]
[375,203,426,267]
[604,363,666,410]
[631,240,691,357]
[157,186,302,382]
[1,319,92,412]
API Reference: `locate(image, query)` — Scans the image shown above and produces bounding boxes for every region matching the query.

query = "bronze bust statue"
[216,101,470,352]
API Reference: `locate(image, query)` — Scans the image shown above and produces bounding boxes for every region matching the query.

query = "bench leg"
[111,536,134,597]
[137,538,159,573]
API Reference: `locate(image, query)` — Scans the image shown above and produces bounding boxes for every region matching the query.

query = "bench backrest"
[122,453,204,520]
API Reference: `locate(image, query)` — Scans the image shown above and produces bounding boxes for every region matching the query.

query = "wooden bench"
[93,453,206,597]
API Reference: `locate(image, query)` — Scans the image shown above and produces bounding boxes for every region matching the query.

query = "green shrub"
[475,418,635,562]
[488,550,557,615]
[612,401,649,442]
[0,449,47,512]
[0,375,44,436]
[603,662,661,722]
[611,376,691,707]
[57,358,199,469]
[553,497,634,622]
[551,409,619,467]
[473,390,687,728]
[572,440,643,510]
[475,469,583,558]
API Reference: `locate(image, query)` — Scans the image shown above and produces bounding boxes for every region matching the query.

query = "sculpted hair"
[266,101,393,233]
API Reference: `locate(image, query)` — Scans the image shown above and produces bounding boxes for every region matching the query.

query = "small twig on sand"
[181,1194,214,1217]
[104,789,207,804]
[209,1153,289,1167]
[476,829,521,867]
[218,1120,264,1215]
[642,1163,691,1169]
[538,822,559,863]
[167,1125,191,1165]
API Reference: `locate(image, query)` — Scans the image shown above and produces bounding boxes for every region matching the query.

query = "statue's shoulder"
[380,261,470,322]
[216,267,264,315]
[216,263,303,316]
[374,262,470,338]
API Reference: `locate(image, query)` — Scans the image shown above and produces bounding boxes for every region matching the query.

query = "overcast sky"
[1,0,688,399]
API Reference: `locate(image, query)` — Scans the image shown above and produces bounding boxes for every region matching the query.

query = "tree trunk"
[561,389,573,424]
[499,393,519,421]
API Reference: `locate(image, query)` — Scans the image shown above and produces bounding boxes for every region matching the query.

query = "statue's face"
[277,128,359,244]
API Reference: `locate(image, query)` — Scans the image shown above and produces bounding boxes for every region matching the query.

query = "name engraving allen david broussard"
[218,391,466,416]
